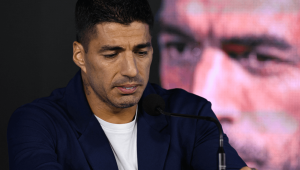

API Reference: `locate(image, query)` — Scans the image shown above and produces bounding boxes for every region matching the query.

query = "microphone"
[142,94,226,170]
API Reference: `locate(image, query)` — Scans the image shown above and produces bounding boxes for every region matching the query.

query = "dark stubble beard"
[109,75,145,108]
[93,86,141,108]
[91,75,145,108]
[107,96,139,108]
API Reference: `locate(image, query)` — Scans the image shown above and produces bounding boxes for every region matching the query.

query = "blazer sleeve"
[7,104,63,170]
[190,101,247,170]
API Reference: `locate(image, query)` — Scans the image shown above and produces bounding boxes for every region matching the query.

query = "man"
[7,0,252,169]
[158,0,300,169]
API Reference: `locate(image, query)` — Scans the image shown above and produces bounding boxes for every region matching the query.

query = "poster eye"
[256,54,278,62]
[166,42,186,53]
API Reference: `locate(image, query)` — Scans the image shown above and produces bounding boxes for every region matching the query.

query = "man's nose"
[120,51,138,78]
[192,47,250,123]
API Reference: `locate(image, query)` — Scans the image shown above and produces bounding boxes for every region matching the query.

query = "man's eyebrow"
[221,35,291,50]
[160,24,196,42]
[133,42,152,51]
[99,46,125,53]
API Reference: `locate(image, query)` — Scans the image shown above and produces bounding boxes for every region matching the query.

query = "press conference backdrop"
[1,0,299,170]
[157,0,300,169]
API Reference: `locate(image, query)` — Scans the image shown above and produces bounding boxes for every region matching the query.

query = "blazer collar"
[65,71,170,169]
[65,71,118,169]
[137,83,171,170]
[65,70,93,134]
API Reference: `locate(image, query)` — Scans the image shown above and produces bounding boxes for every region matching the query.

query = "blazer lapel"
[66,71,118,170]
[78,115,118,170]
[137,87,171,170]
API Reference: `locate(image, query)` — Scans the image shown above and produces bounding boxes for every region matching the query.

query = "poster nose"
[192,47,242,123]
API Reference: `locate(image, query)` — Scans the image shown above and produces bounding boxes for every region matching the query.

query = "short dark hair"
[75,0,154,52]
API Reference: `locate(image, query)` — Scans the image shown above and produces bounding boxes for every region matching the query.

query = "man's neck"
[91,101,137,124]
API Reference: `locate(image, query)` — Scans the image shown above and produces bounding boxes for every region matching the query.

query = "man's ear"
[73,41,87,73]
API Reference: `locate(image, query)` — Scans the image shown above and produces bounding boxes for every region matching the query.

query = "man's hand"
[241,167,257,170]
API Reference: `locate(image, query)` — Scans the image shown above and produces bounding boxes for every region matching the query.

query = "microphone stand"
[156,108,226,170]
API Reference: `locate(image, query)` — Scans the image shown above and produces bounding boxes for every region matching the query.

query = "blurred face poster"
[157,0,300,169]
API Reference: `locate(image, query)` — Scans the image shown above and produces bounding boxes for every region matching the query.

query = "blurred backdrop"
[157,0,300,169]
[1,0,300,170]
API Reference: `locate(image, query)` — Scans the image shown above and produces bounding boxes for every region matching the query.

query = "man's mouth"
[116,84,139,94]
[122,87,134,90]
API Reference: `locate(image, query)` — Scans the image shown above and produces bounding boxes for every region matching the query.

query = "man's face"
[81,21,152,109]
[159,0,300,169]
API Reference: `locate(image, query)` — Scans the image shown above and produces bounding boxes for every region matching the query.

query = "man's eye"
[104,53,117,58]
[137,51,148,56]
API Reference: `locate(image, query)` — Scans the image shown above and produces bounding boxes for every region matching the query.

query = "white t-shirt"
[95,110,138,170]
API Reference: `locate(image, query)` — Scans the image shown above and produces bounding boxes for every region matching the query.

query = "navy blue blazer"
[7,71,246,170]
